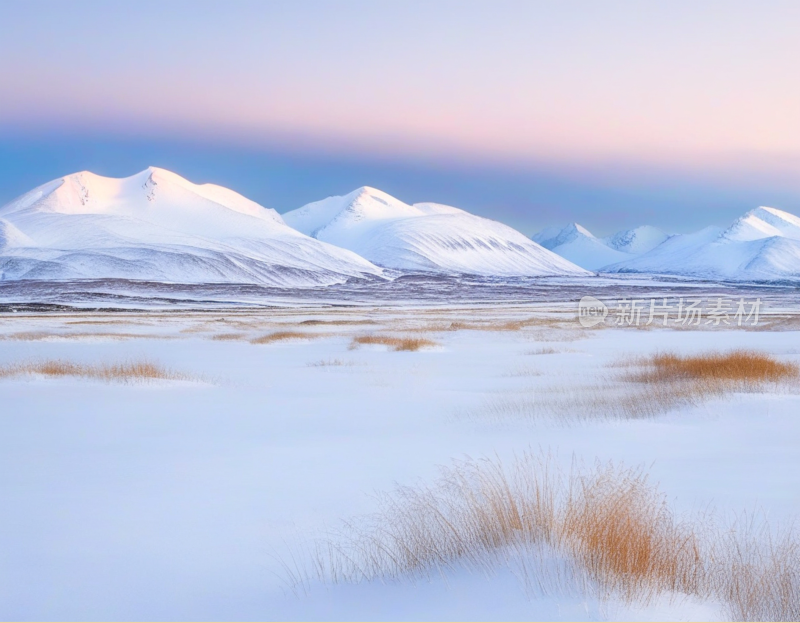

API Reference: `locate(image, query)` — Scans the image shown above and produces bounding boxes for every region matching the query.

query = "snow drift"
[0,168,383,286]
[283,187,588,277]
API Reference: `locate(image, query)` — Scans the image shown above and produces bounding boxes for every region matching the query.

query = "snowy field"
[1,299,799,621]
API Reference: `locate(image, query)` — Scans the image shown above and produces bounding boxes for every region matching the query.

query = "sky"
[1,0,799,236]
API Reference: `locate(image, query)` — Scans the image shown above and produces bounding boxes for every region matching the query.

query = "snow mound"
[284,187,588,277]
[0,168,383,286]
[532,223,630,271]
[607,206,800,281]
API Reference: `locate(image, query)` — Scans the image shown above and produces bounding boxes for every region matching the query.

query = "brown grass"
[302,452,798,620]
[472,350,799,424]
[634,350,798,384]
[714,517,800,622]
[0,331,169,342]
[417,316,569,333]
[0,359,189,383]
[350,335,438,352]
[299,319,377,326]
[562,466,704,601]
[250,331,319,345]
[526,347,559,355]
[211,332,247,341]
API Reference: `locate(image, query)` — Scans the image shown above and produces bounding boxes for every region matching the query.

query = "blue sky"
[1,0,799,235]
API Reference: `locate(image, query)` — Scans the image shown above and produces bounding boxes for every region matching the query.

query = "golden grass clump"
[250,331,318,345]
[350,335,438,352]
[562,467,704,601]
[309,454,702,598]
[301,452,798,620]
[473,349,799,425]
[211,332,247,341]
[638,350,798,384]
[0,359,188,383]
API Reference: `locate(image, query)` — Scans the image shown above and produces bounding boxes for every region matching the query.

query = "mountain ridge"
[0,168,384,286]
[284,187,589,277]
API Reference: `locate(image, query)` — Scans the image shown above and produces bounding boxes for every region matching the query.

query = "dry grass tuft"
[0,359,190,383]
[562,467,704,601]
[250,331,319,345]
[473,350,799,424]
[0,331,169,342]
[526,347,559,356]
[713,517,800,622]
[434,317,568,333]
[0,331,61,341]
[211,332,247,341]
[302,453,798,620]
[634,350,798,385]
[350,335,438,352]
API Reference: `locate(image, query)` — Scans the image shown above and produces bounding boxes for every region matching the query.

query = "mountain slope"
[532,223,630,271]
[607,207,800,281]
[283,187,589,277]
[0,168,383,285]
[722,206,800,242]
[603,225,670,254]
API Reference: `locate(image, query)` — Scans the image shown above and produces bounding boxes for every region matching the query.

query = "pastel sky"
[1,0,799,235]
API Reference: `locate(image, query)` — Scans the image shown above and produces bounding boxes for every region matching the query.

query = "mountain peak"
[0,168,381,285]
[532,223,594,250]
[724,205,800,242]
[284,191,588,277]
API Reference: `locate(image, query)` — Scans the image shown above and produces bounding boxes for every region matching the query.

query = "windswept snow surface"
[0,168,383,286]
[1,308,799,620]
[532,223,630,271]
[283,187,588,276]
[607,207,800,281]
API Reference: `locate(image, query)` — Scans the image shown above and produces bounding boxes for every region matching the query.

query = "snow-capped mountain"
[532,223,630,271]
[283,187,588,277]
[533,222,673,271]
[602,225,670,255]
[721,205,800,242]
[606,206,800,281]
[0,168,383,285]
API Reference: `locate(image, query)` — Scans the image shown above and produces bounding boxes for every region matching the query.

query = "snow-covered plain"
[1,299,799,621]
